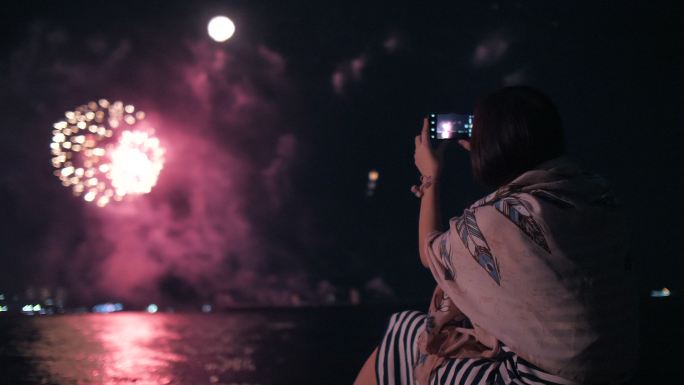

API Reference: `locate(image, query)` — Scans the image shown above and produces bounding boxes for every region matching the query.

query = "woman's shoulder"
[470,156,623,213]
[456,161,629,257]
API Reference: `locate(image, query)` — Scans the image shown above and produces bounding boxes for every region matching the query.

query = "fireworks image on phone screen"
[429,113,473,140]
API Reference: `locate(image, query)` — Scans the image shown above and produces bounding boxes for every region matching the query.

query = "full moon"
[207,16,236,42]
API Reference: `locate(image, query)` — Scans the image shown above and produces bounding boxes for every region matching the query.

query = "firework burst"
[51,99,165,207]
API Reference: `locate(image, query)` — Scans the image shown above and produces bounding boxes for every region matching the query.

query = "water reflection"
[23,312,268,385]
[94,313,181,383]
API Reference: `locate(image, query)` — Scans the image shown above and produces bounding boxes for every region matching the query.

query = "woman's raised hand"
[411,118,471,197]
[413,118,441,178]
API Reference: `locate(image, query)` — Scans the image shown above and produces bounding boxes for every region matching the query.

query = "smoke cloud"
[1,20,317,307]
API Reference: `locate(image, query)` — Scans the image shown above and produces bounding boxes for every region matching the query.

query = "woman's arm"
[412,119,443,268]
[417,178,441,267]
[412,118,471,268]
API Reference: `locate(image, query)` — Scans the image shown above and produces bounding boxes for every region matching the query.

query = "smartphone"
[427,113,473,144]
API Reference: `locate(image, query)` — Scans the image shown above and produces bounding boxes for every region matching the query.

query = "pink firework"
[51,99,165,207]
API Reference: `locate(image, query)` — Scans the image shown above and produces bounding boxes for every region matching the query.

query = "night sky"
[0,1,681,307]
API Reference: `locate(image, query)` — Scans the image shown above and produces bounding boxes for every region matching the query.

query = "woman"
[354,86,639,385]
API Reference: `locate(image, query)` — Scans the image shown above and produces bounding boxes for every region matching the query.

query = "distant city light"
[146,304,159,313]
[0,306,7,312]
[650,287,672,298]
[92,303,124,313]
[201,304,212,313]
[208,16,236,42]
[21,304,43,314]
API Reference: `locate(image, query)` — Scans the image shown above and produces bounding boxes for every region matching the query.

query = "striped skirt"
[376,311,578,385]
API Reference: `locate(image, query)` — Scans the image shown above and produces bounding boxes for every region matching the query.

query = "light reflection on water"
[20,312,275,385]
[89,313,181,383]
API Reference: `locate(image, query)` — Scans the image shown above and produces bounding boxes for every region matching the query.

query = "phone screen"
[428,113,473,141]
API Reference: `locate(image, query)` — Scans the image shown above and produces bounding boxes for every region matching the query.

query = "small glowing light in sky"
[208,16,236,42]
[201,304,212,313]
[146,304,158,313]
[367,169,380,197]
[368,170,380,182]
[0,306,7,312]
[84,191,96,202]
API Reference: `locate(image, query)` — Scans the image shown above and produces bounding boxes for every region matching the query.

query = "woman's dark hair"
[471,85,565,188]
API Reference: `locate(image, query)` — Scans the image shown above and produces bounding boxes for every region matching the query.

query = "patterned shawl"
[414,156,639,385]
